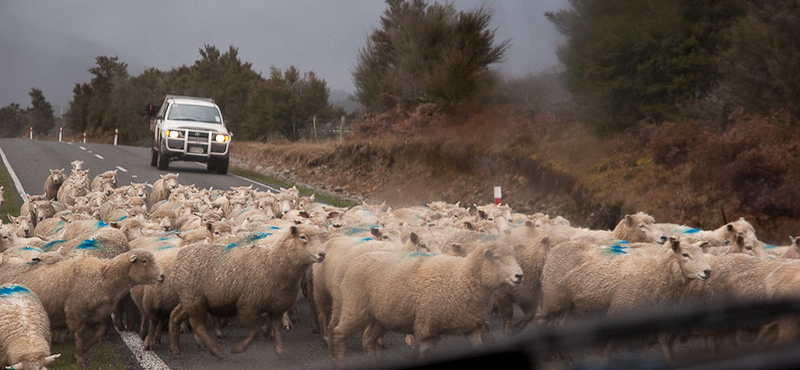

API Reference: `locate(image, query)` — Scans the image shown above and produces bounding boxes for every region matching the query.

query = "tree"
[716,0,800,117]
[353,0,508,113]
[0,103,26,138]
[27,88,55,135]
[546,0,745,133]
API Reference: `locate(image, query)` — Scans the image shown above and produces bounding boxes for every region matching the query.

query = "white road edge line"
[0,146,27,198]
[115,326,171,370]
[116,166,128,172]
[95,154,104,159]
[147,184,153,188]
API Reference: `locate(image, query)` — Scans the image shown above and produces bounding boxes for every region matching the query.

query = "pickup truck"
[146,95,231,174]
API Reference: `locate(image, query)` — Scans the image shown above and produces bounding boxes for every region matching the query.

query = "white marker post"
[58,127,62,142]
[494,186,502,205]
[83,132,87,143]
[29,127,32,140]
[114,129,118,146]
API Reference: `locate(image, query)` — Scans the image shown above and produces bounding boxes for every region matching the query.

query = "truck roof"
[165,95,216,106]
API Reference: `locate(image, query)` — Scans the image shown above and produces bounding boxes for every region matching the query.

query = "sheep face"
[672,238,711,280]
[49,168,66,185]
[126,250,165,285]
[70,160,83,171]
[616,212,666,243]
[731,233,766,259]
[128,182,148,198]
[32,201,55,224]
[480,243,523,288]
[161,173,180,190]
[409,231,442,254]
[9,214,33,238]
[287,225,326,264]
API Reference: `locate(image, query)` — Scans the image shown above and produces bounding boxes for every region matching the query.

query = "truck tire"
[206,158,217,172]
[150,147,158,167]
[215,156,229,175]
[156,148,169,170]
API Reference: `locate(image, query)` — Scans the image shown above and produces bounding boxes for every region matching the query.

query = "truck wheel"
[156,149,169,170]
[215,156,229,175]
[206,158,217,172]
[150,147,158,166]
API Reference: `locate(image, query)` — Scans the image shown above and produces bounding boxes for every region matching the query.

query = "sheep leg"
[329,314,369,365]
[230,308,262,355]
[416,337,440,359]
[168,303,189,359]
[494,295,515,332]
[187,307,226,359]
[269,312,289,359]
[362,322,387,356]
[144,316,161,350]
[83,320,110,353]
[72,323,91,366]
[466,328,483,347]
[658,333,677,362]
[213,316,227,339]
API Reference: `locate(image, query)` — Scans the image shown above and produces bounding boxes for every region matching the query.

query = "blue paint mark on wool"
[118,215,128,221]
[76,239,100,250]
[766,244,777,249]
[156,245,175,251]
[225,243,238,252]
[480,234,500,242]
[20,246,43,253]
[157,237,170,241]
[683,228,702,234]
[604,240,630,255]
[96,220,109,228]
[0,285,31,296]
[345,227,368,236]
[266,225,281,230]
[42,239,67,252]
[245,232,271,243]
[355,237,373,244]
[405,252,436,259]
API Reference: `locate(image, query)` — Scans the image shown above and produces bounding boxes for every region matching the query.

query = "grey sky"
[0,0,567,110]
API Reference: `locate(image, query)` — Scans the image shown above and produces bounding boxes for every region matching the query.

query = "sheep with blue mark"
[0,249,164,366]
[536,237,711,361]
[167,223,327,360]
[58,227,131,260]
[328,242,523,366]
[8,214,34,238]
[0,284,61,370]
[658,217,760,247]
[0,226,47,252]
[313,231,442,347]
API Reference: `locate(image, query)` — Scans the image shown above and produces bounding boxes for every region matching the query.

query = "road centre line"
[116,166,128,172]
[95,154,104,159]
[79,146,86,150]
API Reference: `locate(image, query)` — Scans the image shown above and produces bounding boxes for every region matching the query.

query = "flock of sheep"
[0,159,798,369]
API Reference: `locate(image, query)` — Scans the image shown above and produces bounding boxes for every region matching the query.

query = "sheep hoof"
[230,344,247,354]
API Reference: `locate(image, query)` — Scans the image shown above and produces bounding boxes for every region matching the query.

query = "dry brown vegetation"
[231,107,800,245]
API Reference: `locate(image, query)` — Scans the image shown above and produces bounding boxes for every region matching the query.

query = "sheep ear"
[129,254,138,262]
[290,225,299,236]
[669,237,679,252]
[541,236,551,250]
[7,362,22,369]
[483,247,495,259]
[7,215,15,222]
[699,241,710,253]
[451,243,464,256]
[478,210,487,220]
[524,220,534,227]
[625,214,634,225]
[727,224,734,232]
[410,232,420,245]
[463,221,474,231]
[370,228,381,238]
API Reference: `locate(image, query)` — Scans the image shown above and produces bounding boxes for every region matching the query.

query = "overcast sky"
[0,0,567,110]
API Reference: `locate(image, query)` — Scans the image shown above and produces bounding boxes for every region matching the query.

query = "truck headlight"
[214,134,230,143]
[166,130,182,139]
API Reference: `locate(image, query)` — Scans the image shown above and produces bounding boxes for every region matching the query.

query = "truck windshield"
[167,104,222,123]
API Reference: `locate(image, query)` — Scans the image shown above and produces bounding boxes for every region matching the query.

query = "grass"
[230,165,357,208]
[49,336,132,370]
[0,153,21,221]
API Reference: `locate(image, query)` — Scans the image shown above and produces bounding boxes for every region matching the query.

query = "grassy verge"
[0,154,21,221]
[50,337,133,370]
[230,166,357,208]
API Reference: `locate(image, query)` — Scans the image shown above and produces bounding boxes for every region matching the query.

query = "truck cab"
[148,95,231,174]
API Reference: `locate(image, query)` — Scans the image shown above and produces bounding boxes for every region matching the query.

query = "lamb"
[90,170,118,193]
[0,284,61,369]
[43,169,65,200]
[328,242,523,365]
[8,214,33,238]
[150,173,180,205]
[167,224,327,359]
[31,200,56,226]
[0,250,164,365]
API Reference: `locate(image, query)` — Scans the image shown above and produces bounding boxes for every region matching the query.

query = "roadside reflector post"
[29,127,32,140]
[59,127,63,142]
[494,186,502,205]
[114,128,118,146]
[83,132,86,143]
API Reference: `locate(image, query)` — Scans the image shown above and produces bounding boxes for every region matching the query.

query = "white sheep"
[167,224,326,360]
[328,242,523,365]
[43,169,65,201]
[150,173,180,205]
[0,284,61,369]
[0,249,164,365]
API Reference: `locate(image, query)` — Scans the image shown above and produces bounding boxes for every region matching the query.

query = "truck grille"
[188,131,209,140]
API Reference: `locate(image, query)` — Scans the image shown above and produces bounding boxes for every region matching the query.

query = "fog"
[0,0,567,109]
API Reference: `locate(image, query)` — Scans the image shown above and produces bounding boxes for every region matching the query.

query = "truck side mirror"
[143,104,160,117]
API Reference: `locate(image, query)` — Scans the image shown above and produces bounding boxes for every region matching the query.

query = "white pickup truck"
[147,95,231,174]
